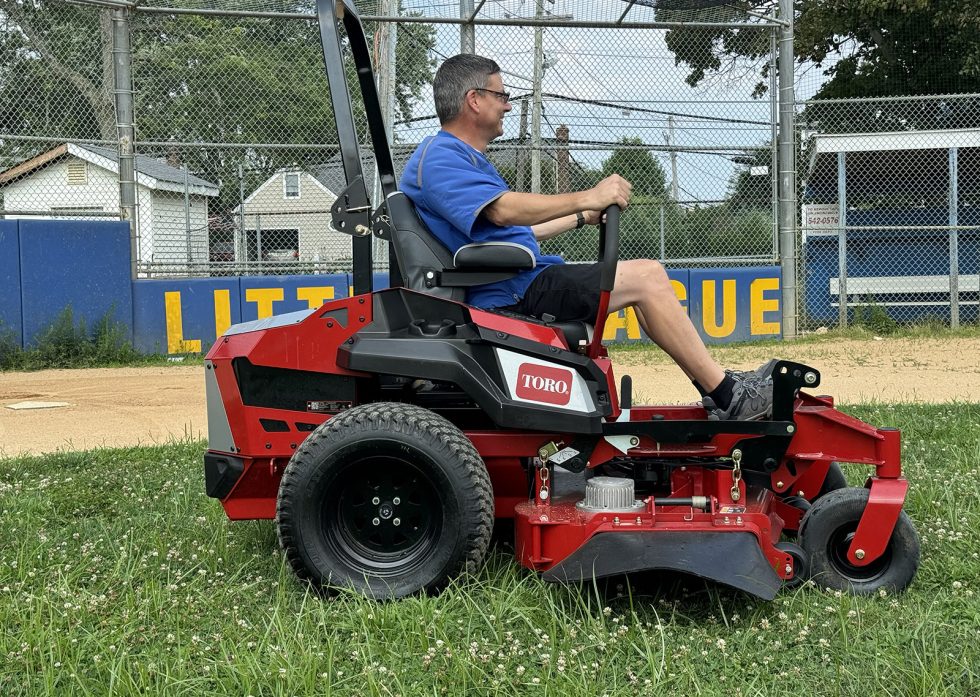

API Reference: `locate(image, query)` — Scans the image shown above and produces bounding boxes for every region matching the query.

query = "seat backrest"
[385,191,464,301]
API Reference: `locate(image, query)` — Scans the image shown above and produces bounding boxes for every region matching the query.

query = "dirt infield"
[2,335,978,457]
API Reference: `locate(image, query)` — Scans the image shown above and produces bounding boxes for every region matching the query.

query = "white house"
[0,143,219,267]
[232,169,351,266]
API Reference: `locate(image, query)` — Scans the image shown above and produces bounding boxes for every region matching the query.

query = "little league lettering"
[160,274,780,354]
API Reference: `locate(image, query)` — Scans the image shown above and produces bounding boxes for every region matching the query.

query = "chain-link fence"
[0,1,781,277]
[4,1,976,329]
[798,94,980,329]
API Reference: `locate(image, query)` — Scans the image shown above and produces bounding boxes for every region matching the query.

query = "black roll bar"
[315,0,403,293]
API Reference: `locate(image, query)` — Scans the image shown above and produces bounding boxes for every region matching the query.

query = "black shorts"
[499,262,602,323]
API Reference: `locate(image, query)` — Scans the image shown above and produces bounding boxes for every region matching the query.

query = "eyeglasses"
[473,87,511,103]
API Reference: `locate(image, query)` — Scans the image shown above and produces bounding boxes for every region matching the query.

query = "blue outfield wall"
[133,274,350,353]
[0,221,22,346]
[0,220,783,353]
[3,219,132,347]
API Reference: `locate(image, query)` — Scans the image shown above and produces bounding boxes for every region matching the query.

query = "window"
[67,160,88,185]
[284,173,300,199]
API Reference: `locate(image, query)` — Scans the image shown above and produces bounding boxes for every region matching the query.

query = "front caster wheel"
[799,487,919,594]
[276,403,494,599]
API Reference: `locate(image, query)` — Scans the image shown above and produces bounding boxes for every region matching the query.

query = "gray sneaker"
[725,358,779,382]
[704,373,774,421]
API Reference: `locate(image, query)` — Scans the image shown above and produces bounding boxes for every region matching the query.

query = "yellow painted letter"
[164,291,202,353]
[296,286,335,309]
[671,279,688,306]
[702,279,737,338]
[603,310,627,341]
[213,289,232,338]
[750,277,781,335]
[245,288,284,319]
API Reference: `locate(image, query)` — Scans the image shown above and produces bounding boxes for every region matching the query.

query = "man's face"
[475,73,512,140]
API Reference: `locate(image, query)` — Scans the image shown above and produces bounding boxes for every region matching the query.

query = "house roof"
[311,149,415,195]
[0,142,220,197]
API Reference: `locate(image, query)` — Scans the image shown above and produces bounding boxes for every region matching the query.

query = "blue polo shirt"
[400,130,563,309]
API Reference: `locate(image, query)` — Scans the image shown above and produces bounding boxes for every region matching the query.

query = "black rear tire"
[799,487,919,594]
[276,402,494,599]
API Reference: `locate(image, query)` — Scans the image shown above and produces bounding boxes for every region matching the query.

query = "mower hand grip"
[598,204,620,292]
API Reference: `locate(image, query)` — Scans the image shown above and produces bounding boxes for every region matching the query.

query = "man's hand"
[582,210,603,225]
[585,174,631,211]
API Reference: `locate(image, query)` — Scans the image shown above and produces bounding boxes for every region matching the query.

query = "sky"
[387,0,828,204]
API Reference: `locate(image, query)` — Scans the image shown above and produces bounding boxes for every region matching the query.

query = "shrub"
[852,300,899,334]
[1,306,143,370]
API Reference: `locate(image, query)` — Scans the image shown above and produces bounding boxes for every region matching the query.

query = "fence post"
[777,0,797,338]
[111,7,137,280]
[184,164,192,264]
[460,0,474,53]
[836,151,848,328]
[949,146,959,328]
[659,205,665,262]
[516,97,529,191]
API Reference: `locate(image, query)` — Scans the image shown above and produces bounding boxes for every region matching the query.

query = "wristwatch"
[575,212,586,229]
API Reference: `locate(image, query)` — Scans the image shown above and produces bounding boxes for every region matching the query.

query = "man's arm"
[532,209,605,240]
[484,174,631,227]
[531,213,579,241]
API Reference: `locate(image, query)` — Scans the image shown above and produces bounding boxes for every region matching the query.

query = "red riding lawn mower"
[203,0,920,600]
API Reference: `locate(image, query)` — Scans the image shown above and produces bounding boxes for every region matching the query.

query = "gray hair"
[433,54,501,124]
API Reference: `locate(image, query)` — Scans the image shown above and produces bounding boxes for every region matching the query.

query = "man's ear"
[463,89,482,116]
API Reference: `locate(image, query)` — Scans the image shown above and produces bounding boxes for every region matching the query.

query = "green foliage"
[602,137,668,199]
[0,306,142,371]
[852,299,900,335]
[0,1,437,212]
[658,0,980,128]
[0,321,20,368]
[727,148,773,211]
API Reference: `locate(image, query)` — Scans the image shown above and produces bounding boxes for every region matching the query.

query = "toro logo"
[515,362,574,406]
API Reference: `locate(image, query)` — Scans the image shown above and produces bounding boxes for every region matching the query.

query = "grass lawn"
[2,403,979,696]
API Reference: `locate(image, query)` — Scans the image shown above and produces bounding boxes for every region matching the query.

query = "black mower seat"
[384,191,595,350]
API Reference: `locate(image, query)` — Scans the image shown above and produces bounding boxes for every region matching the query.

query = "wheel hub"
[321,453,442,575]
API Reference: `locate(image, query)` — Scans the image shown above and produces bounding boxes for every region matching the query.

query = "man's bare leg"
[609,259,725,391]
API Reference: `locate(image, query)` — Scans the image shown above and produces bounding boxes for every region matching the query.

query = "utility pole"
[516,97,529,191]
[460,0,475,53]
[668,115,679,202]
[555,124,569,193]
[111,7,137,279]
[531,0,544,193]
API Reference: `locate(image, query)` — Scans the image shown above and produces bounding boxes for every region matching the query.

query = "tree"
[657,0,980,128]
[0,3,116,145]
[0,1,436,210]
[726,148,773,210]
[601,137,668,199]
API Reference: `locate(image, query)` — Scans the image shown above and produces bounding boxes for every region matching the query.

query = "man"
[400,54,772,421]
